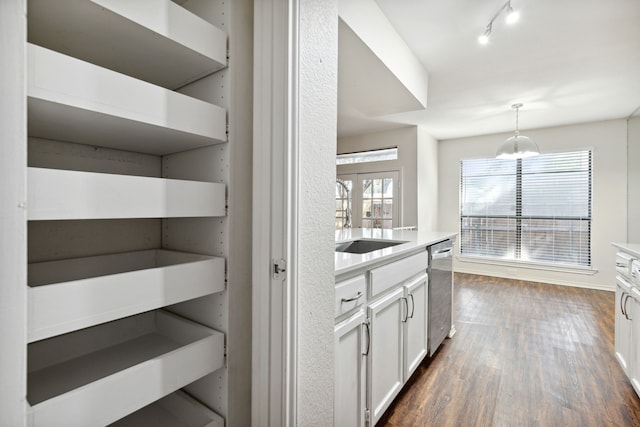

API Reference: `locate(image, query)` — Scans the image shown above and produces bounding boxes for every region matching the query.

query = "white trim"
[0,0,27,424]
[284,0,299,424]
[457,255,598,276]
[252,0,298,426]
[455,266,613,292]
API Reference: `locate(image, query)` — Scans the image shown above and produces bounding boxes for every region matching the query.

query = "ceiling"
[337,0,640,140]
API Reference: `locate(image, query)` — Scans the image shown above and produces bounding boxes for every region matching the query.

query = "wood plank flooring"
[378,273,640,427]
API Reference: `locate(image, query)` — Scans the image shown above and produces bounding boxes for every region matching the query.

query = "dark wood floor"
[378,273,640,427]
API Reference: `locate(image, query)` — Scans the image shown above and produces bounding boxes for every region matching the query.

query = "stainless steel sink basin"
[335,239,407,254]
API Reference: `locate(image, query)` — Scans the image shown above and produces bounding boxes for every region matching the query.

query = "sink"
[335,239,407,254]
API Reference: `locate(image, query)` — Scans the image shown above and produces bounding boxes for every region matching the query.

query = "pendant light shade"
[496,103,539,159]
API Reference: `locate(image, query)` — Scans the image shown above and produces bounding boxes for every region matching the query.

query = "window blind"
[460,150,592,266]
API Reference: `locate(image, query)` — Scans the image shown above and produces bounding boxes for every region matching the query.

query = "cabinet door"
[404,273,428,381]
[335,309,367,427]
[629,287,640,395]
[616,276,633,374]
[368,287,405,425]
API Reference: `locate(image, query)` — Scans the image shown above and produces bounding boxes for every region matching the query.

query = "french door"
[338,171,400,229]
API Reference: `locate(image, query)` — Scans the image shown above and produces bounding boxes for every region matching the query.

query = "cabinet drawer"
[369,251,428,298]
[336,275,366,317]
[617,252,635,280]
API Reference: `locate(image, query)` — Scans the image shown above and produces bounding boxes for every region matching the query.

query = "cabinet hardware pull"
[617,262,628,268]
[621,291,628,317]
[341,292,362,303]
[624,294,633,321]
[363,321,370,356]
[402,297,409,323]
[409,293,415,319]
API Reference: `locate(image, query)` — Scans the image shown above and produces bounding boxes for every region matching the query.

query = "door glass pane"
[383,178,393,197]
[383,199,393,218]
[372,179,382,198]
[363,180,372,197]
[362,199,372,219]
[336,178,353,230]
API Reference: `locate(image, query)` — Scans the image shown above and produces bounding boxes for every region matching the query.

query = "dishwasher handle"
[431,248,453,259]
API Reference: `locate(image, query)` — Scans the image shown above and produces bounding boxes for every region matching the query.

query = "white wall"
[628,115,640,242]
[439,119,628,291]
[338,126,418,226]
[417,126,438,231]
[297,0,338,425]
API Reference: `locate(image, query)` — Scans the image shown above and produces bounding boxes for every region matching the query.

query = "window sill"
[457,255,598,276]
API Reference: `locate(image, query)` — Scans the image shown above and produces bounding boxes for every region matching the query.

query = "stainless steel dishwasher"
[428,239,454,356]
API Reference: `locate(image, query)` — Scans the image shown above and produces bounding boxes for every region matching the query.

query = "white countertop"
[335,228,457,278]
[612,242,640,259]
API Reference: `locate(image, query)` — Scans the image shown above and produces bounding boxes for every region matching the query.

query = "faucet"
[336,179,352,229]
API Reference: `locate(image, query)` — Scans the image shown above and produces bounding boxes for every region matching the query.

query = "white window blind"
[460,150,592,266]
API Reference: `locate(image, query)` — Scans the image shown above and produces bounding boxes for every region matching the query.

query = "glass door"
[338,171,400,229]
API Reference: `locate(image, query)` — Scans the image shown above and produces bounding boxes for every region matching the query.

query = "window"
[336,147,398,165]
[460,150,592,267]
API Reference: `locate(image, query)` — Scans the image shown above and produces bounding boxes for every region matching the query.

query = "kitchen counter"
[612,242,640,259]
[335,228,456,279]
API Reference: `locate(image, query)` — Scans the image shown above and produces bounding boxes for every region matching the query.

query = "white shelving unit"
[12,0,249,425]
[111,391,224,427]
[28,0,227,89]
[27,44,226,155]
[28,250,224,342]
[27,168,225,220]
[27,310,224,427]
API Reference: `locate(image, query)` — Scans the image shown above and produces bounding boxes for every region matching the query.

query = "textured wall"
[297,0,339,425]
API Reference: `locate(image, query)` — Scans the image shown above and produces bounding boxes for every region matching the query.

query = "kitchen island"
[334,228,456,426]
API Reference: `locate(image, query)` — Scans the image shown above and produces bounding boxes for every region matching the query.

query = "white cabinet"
[630,288,640,395]
[403,273,429,381]
[335,248,433,426]
[616,275,633,374]
[367,286,405,425]
[334,309,368,427]
[614,249,640,399]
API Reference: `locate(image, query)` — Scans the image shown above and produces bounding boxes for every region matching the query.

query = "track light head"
[478,24,492,45]
[506,4,520,24]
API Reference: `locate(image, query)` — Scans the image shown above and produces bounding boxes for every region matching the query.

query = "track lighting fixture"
[478,0,520,45]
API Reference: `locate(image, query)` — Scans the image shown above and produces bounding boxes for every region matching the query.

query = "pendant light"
[496,103,539,159]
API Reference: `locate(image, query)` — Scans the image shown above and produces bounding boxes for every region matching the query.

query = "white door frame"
[252,0,299,426]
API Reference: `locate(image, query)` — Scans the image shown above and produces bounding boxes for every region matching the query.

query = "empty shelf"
[28,44,226,155]
[27,310,224,427]
[28,249,225,342]
[111,391,224,427]
[28,0,227,89]
[27,168,226,220]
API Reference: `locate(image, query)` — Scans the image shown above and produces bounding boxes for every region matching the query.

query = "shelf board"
[28,44,226,156]
[111,391,224,427]
[28,0,227,89]
[27,167,226,221]
[28,250,225,342]
[27,310,224,427]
